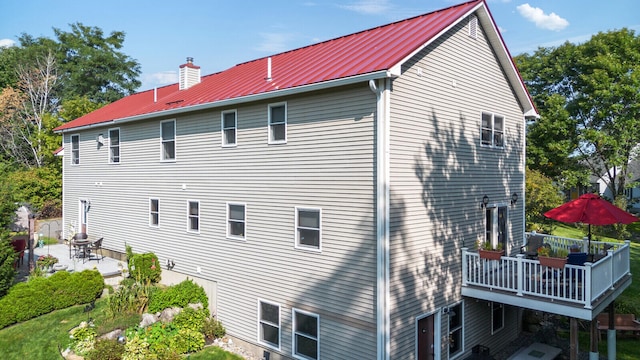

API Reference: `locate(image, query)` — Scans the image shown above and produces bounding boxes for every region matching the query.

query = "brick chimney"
[179,57,201,90]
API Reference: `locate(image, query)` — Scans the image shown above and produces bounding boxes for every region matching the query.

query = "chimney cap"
[180,57,200,69]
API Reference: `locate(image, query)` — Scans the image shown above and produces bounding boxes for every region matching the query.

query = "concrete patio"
[15,243,124,286]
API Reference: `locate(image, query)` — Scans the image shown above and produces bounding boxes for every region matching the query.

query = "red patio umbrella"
[544,193,638,249]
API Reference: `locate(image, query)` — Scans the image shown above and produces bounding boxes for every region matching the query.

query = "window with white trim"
[71,134,80,165]
[149,198,159,227]
[227,203,246,239]
[268,102,286,144]
[295,207,321,250]
[448,302,464,358]
[222,110,237,146]
[161,119,176,161]
[109,128,120,163]
[481,112,504,148]
[258,300,280,349]
[485,205,507,252]
[491,302,504,334]
[293,309,319,360]
[187,200,199,233]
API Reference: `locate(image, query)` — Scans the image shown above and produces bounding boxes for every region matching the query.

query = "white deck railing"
[462,236,631,309]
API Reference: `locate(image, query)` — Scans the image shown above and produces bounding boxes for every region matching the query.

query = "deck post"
[583,263,592,309]
[516,254,524,296]
[589,319,599,360]
[570,317,578,360]
[607,302,616,360]
[461,248,468,286]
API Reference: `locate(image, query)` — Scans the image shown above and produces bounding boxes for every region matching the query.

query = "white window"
[293,309,319,360]
[227,203,246,240]
[149,198,159,227]
[161,119,176,161]
[485,205,507,252]
[187,200,199,233]
[448,302,464,358]
[258,300,280,350]
[222,110,237,146]
[71,134,80,165]
[268,102,287,144]
[295,207,321,251]
[481,112,504,148]
[109,128,120,164]
[491,302,504,334]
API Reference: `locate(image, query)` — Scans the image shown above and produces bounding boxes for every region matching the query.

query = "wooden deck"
[461,236,632,320]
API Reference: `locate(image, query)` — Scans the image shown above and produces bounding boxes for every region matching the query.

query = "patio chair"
[521,234,544,259]
[86,237,104,263]
[10,236,27,268]
[68,232,88,259]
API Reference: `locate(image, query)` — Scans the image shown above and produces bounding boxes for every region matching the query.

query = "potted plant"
[36,254,59,272]
[477,241,504,260]
[537,246,568,269]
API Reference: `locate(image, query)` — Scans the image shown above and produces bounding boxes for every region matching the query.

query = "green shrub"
[128,252,161,284]
[172,307,208,332]
[202,316,226,340]
[69,323,97,355]
[142,322,178,355]
[123,333,154,360]
[148,279,208,313]
[0,236,16,298]
[73,270,107,303]
[0,270,104,329]
[107,280,156,316]
[170,327,205,354]
[8,281,55,322]
[85,339,125,360]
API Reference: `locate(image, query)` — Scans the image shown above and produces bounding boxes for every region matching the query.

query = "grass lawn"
[0,297,240,359]
[0,298,139,359]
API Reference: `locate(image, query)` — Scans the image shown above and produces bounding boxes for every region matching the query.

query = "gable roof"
[55,0,536,133]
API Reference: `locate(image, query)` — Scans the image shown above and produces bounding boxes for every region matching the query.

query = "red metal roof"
[56,0,487,131]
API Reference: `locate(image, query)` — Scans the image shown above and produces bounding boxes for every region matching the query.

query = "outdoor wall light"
[481,195,489,209]
[511,193,518,206]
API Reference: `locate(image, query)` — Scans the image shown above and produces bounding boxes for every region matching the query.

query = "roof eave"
[55,70,392,133]
[476,4,539,118]
[390,1,539,119]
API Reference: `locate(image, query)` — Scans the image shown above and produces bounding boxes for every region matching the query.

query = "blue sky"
[1,0,638,91]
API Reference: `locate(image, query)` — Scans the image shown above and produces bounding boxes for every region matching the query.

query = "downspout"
[370,78,391,360]
[61,135,66,240]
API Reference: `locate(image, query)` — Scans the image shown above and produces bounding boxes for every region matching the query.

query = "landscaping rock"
[158,307,182,323]
[139,312,157,328]
[100,328,124,341]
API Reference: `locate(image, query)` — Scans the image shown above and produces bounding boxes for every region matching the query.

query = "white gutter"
[55,70,395,133]
[370,78,391,360]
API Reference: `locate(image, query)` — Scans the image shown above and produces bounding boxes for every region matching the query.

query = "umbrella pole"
[588,224,592,254]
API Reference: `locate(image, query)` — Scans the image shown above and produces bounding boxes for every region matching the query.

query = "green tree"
[0,51,59,168]
[0,163,17,297]
[516,29,640,200]
[0,46,21,90]
[525,167,564,232]
[54,23,141,103]
[7,165,61,216]
[59,96,104,122]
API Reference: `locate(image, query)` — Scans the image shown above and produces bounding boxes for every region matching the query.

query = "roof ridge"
[234,0,483,67]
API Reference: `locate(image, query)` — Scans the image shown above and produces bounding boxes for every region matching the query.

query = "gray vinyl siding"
[62,85,378,359]
[387,16,524,358]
